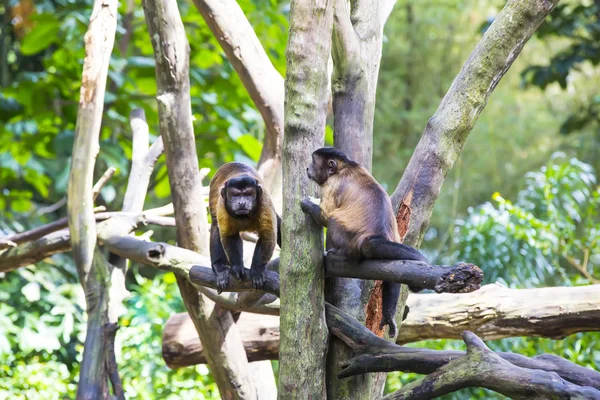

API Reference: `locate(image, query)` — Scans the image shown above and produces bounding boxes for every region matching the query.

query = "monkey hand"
[379,316,397,338]
[250,268,266,290]
[300,197,316,214]
[231,264,246,282]
[215,270,230,293]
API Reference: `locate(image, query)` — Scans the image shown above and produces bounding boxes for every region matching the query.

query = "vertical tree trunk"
[278,0,334,398]
[328,0,391,397]
[143,0,259,398]
[66,0,117,397]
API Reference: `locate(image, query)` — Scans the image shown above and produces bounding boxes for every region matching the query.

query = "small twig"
[565,255,600,284]
[92,167,117,201]
[37,197,67,215]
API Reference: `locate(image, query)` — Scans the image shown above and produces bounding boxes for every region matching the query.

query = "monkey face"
[221,175,262,219]
[307,153,337,186]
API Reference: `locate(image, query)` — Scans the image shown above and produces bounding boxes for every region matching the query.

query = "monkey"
[301,147,428,337]
[209,162,281,293]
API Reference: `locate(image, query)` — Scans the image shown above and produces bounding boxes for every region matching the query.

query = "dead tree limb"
[66,0,117,396]
[326,255,482,294]
[162,283,600,369]
[400,282,600,344]
[325,304,600,395]
[163,312,280,368]
[143,0,258,396]
[382,332,600,400]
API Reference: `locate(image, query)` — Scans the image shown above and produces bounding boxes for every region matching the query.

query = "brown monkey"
[301,147,428,336]
[209,162,281,292]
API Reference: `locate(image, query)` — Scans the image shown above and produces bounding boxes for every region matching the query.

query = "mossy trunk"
[278,0,334,398]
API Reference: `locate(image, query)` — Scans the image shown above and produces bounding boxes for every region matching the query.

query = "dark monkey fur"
[301,147,428,336]
[209,162,281,292]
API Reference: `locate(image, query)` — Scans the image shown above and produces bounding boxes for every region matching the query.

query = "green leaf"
[236,134,262,162]
[20,18,61,56]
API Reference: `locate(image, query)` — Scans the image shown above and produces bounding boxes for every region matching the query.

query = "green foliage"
[521,1,600,136]
[0,263,221,399]
[385,154,600,399]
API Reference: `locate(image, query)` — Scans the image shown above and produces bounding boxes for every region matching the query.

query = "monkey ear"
[328,160,337,175]
[256,183,263,198]
[220,187,227,199]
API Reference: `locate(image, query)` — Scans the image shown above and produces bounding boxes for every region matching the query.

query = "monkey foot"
[379,316,397,338]
[231,265,246,282]
[250,269,266,290]
[215,270,230,293]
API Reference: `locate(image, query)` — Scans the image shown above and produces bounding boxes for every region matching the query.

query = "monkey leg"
[221,233,245,283]
[250,236,276,290]
[210,222,230,293]
[380,281,400,337]
[300,198,328,227]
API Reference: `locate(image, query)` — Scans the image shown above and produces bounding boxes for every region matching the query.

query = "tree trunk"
[143,0,258,397]
[66,0,117,397]
[278,0,334,398]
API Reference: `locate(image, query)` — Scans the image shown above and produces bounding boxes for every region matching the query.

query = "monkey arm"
[300,198,328,227]
[210,221,230,292]
[221,233,245,282]
[250,231,277,290]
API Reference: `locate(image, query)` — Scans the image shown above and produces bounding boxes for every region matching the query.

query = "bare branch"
[163,312,280,368]
[383,331,600,400]
[66,0,117,395]
[326,255,482,293]
[401,283,600,344]
[325,304,600,394]
[91,167,117,201]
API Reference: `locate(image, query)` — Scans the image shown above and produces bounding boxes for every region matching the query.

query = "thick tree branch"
[400,283,600,344]
[390,0,559,246]
[163,312,280,368]
[143,0,258,396]
[326,254,482,293]
[66,0,117,396]
[382,332,600,400]
[325,304,600,396]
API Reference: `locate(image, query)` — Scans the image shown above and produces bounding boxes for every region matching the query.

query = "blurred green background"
[0,0,598,398]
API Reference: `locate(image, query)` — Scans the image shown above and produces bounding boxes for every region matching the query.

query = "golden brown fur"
[209,162,277,239]
[319,160,399,251]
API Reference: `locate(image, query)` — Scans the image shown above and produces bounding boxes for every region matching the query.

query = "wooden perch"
[163,312,280,368]
[162,283,600,375]
[326,254,482,294]
[383,331,600,400]
[399,283,600,344]
[325,304,600,396]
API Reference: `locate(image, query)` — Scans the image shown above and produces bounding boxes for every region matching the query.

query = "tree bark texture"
[143,0,258,397]
[279,0,334,398]
[390,0,560,246]
[191,0,284,211]
[66,0,117,396]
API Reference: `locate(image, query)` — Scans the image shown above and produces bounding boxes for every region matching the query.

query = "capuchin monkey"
[209,162,281,292]
[301,147,428,337]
